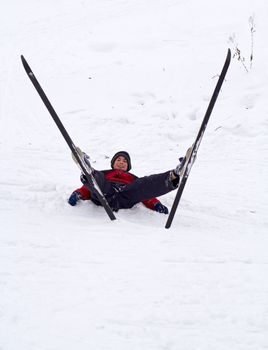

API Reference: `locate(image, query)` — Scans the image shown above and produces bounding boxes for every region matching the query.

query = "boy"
[68,150,185,214]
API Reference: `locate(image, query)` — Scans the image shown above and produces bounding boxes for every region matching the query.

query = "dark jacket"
[74,168,160,210]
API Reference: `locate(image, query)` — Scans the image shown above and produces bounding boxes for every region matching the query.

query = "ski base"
[165,49,231,229]
[21,55,116,221]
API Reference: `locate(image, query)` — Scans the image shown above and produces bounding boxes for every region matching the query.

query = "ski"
[165,49,231,229]
[71,146,109,204]
[21,55,116,221]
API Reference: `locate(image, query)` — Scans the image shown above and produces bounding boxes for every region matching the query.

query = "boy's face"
[113,156,128,171]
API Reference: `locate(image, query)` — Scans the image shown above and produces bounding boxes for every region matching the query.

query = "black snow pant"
[90,170,178,211]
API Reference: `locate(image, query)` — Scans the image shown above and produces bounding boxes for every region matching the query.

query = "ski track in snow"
[1,1,268,349]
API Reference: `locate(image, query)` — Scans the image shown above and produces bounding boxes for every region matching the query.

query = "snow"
[1,0,268,349]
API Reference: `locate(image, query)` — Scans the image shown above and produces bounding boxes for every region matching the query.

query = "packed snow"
[0,0,268,349]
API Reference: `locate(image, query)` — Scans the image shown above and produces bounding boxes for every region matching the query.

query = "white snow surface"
[1,1,268,349]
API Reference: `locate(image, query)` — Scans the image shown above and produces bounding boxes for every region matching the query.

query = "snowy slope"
[0,1,268,349]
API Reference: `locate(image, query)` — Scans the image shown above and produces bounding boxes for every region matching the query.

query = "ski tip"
[21,55,32,74]
[21,54,26,64]
[227,48,231,62]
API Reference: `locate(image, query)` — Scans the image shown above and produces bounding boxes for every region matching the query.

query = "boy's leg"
[74,148,115,201]
[91,170,111,194]
[83,170,115,206]
[117,171,178,209]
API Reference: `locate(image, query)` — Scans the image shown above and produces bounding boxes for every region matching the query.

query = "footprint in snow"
[242,93,259,110]
[90,42,117,53]
[131,92,157,106]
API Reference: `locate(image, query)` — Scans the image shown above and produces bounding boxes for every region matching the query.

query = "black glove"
[68,192,81,206]
[154,203,169,214]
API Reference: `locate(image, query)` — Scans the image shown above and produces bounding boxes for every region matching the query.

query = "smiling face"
[113,156,128,171]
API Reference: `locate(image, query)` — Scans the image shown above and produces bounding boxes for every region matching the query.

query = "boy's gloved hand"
[68,191,81,206]
[154,202,169,214]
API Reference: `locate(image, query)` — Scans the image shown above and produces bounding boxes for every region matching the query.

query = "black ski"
[165,49,231,229]
[21,55,116,221]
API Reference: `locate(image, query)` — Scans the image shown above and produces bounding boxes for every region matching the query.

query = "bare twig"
[228,15,256,72]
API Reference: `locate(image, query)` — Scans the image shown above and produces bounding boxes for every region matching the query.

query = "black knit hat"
[111,151,132,171]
